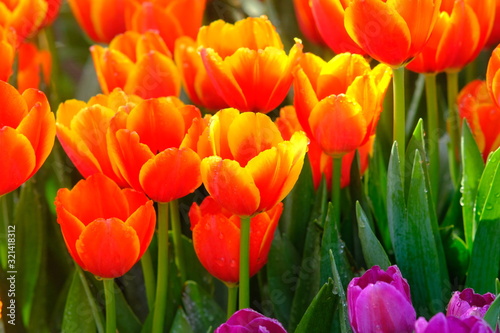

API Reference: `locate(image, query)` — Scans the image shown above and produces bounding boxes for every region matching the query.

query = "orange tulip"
[310,0,365,54]
[198,108,308,217]
[17,42,51,92]
[189,196,283,284]
[293,0,325,46]
[487,44,500,108]
[124,0,207,53]
[0,81,55,196]
[293,52,391,157]
[458,80,500,161]
[107,96,204,202]
[56,89,142,187]
[276,105,374,190]
[407,0,495,74]
[343,0,441,67]
[0,26,17,82]
[41,0,62,28]
[54,173,156,279]
[485,0,500,48]
[68,0,126,43]
[198,16,303,113]
[0,0,47,40]
[91,30,181,99]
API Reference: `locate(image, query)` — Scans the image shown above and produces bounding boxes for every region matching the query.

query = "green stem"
[77,267,104,333]
[239,216,251,309]
[226,284,238,319]
[170,200,186,282]
[332,156,343,227]
[152,203,169,333]
[425,74,440,202]
[393,67,406,174]
[446,71,460,186]
[104,279,116,333]
[141,249,156,312]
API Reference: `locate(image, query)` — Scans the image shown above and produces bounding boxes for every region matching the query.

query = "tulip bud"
[215,309,286,333]
[415,313,494,333]
[446,288,496,319]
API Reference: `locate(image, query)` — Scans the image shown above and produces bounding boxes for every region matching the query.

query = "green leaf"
[329,251,352,333]
[14,180,44,326]
[61,270,100,333]
[467,148,500,293]
[461,121,484,249]
[114,280,142,333]
[483,293,500,330]
[182,281,225,333]
[294,279,339,333]
[170,308,195,333]
[266,231,301,328]
[355,202,391,270]
[440,227,469,282]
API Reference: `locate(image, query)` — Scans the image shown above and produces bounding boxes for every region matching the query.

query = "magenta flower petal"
[415,313,494,333]
[215,309,286,333]
[446,288,496,319]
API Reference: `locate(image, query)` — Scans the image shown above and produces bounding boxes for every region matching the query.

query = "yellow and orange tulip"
[198,108,308,217]
[407,0,495,74]
[107,96,204,202]
[343,0,441,67]
[197,16,303,113]
[0,0,47,40]
[17,41,51,92]
[91,30,181,99]
[310,0,365,54]
[68,0,126,43]
[293,52,391,157]
[293,0,325,46]
[0,80,55,195]
[189,196,283,284]
[0,26,17,82]
[55,173,156,278]
[56,89,142,187]
[124,0,207,53]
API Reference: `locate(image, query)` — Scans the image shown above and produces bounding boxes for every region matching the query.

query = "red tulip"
[55,173,156,278]
[189,196,283,284]
[0,81,55,195]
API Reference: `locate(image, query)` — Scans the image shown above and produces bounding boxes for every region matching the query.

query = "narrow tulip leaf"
[14,180,44,326]
[281,158,315,255]
[467,148,500,293]
[267,231,301,328]
[294,279,338,333]
[0,190,16,270]
[61,270,99,333]
[329,251,352,333]
[461,121,484,249]
[288,217,322,332]
[355,202,391,270]
[441,227,469,282]
[320,203,352,287]
[182,281,225,333]
[170,307,195,333]
[387,143,406,247]
[483,292,500,330]
[405,119,428,197]
[496,279,500,294]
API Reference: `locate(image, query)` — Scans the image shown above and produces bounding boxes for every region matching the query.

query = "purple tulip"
[215,309,287,333]
[347,265,416,333]
[446,288,496,319]
[415,313,494,333]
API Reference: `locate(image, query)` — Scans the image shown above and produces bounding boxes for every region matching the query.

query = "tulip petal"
[125,200,155,258]
[0,80,28,128]
[91,45,134,94]
[139,147,202,202]
[354,283,416,333]
[76,218,140,278]
[309,94,366,157]
[293,67,319,137]
[124,51,180,99]
[68,0,99,42]
[228,112,283,167]
[56,99,88,127]
[91,0,126,43]
[345,0,412,66]
[201,156,260,217]
[0,127,36,195]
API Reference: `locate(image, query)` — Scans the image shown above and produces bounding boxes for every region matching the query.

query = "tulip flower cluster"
[1,0,500,332]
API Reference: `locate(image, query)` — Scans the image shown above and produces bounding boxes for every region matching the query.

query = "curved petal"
[487,45,500,107]
[201,156,260,217]
[76,218,140,278]
[139,147,202,202]
[345,0,412,66]
[294,0,325,45]
[124,51,181,99]
[68,0,99,41]
[109,31,140,62]
[90,45,134,94]
[293,67,319,137]
[0,127,35,195]
[10,0,47,39]
[56,99,88,127]
[246,131,308,212]
[309,94,366,157]
[206,108,240,160]
[228,112,283,167]
[0,80,28,128]
[125,200,156,258]
[90,0,126,43]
